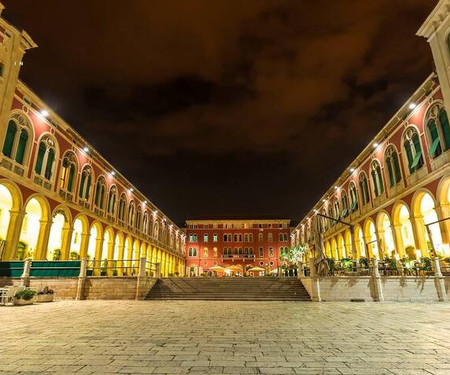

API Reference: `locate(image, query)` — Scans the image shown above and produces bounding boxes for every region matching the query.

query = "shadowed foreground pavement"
[1,300,449,374]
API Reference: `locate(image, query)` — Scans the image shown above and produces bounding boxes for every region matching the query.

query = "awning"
[247,266,265,272]
[209,265,225,271]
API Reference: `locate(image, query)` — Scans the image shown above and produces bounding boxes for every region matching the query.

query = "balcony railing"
[222,254,255,259]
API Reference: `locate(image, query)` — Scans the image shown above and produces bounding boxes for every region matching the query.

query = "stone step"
[146,277,311,301]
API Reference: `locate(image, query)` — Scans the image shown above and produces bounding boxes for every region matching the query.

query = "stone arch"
[392,201,417,259]
[376,210,396,258]
[87,221,104,264]
[363,218,379,259]
[411,189,443,257]
[70,213,89,260]
[330,237,338,259]
[344,229,352,258]
[18,194,51,260]
[47,205,72,260]
[337,234,345,259]
[354,224,365,258]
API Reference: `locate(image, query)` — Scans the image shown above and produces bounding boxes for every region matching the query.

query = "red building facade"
[185,219,290,276]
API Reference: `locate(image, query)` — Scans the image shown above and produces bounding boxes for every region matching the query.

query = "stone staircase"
[146,277,310,301]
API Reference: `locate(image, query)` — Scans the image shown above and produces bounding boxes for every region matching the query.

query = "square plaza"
[1,300,450,375]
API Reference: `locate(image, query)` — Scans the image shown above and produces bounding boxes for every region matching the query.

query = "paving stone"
[0,300,449,374]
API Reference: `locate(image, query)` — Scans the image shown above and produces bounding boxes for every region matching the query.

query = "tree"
[280,245,307,265]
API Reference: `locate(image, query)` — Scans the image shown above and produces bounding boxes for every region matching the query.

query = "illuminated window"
[204,233,208,242]
[213,233,218,242]
[213,247,218,257]
[268,233,273,242]
[59,152,77,192]
[269,247,274,257]
[203,247,208,257]
[258,233,263,242]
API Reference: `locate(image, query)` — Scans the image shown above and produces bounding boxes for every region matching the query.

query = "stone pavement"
[0,300,449,375]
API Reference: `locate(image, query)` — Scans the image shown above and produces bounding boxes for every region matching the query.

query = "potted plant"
[36,286,54,302]
[14,288,36,306]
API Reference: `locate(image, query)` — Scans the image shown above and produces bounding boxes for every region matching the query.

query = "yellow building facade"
[0,5,186,276]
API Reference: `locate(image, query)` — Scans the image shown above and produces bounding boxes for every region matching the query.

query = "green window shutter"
[376,166,384,194]
[44,148,55,179]
[371,170,378,197]
[86,175,92,200]
[410,149,422,169]
[79,172,86,198]
[94,183,100,206]
[386,158,394,187]
[392,152,402,183]
[100,185,105,209]
[404,142,414,173]
[412,134,423,168]
[428,137,441,158]
[439,109,450,149]
[107,192,111,213]
[2,120,17,157]
[15,129,28,164]
[428,119,442,157]
[67,164,75,191]
[35,142,46,174]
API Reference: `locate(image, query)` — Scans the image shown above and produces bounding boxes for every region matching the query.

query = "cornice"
[417,0,450,39]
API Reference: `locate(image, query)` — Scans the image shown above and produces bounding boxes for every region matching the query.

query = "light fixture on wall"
[373,142,379,148]
[409,103,417,110]
[83,147,89,153]
[110,171,115,176]
[40,110,49,118]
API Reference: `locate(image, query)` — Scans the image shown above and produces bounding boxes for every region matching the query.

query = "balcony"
[222,254,255,260]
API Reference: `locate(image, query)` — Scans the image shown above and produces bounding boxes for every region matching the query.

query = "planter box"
[36,294,54,303]
[13,297,35,306]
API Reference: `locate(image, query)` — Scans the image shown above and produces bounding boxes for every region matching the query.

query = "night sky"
[4,1,436,226]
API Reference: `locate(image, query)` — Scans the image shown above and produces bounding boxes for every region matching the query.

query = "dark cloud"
[4,0,436,224]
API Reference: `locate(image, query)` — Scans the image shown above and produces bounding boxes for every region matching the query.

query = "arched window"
[204,233,208,242]
[142,212,148,235]
[59,152,77,192]
[403,127,423,173]
[341,191,349,218]
[223,233,228,242]
[426,103,450,156]
[359,173,370,206]
[349,182,359,213]
[78,166,93,201]
[268,233,273,242]
[370,160,384,197]
[328,206,334,226]
[2,116,31,166]
[213,233,218,242]
[94,176,106,210]
[107,186,117,215]
[127,200,135,227]
[136,206,142,231]
[385,146,402,187]
[258,233,263,242]
[118,194,126,221]
[35,136,56,180]
[333,199,340,220]
[149,216,154,237]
